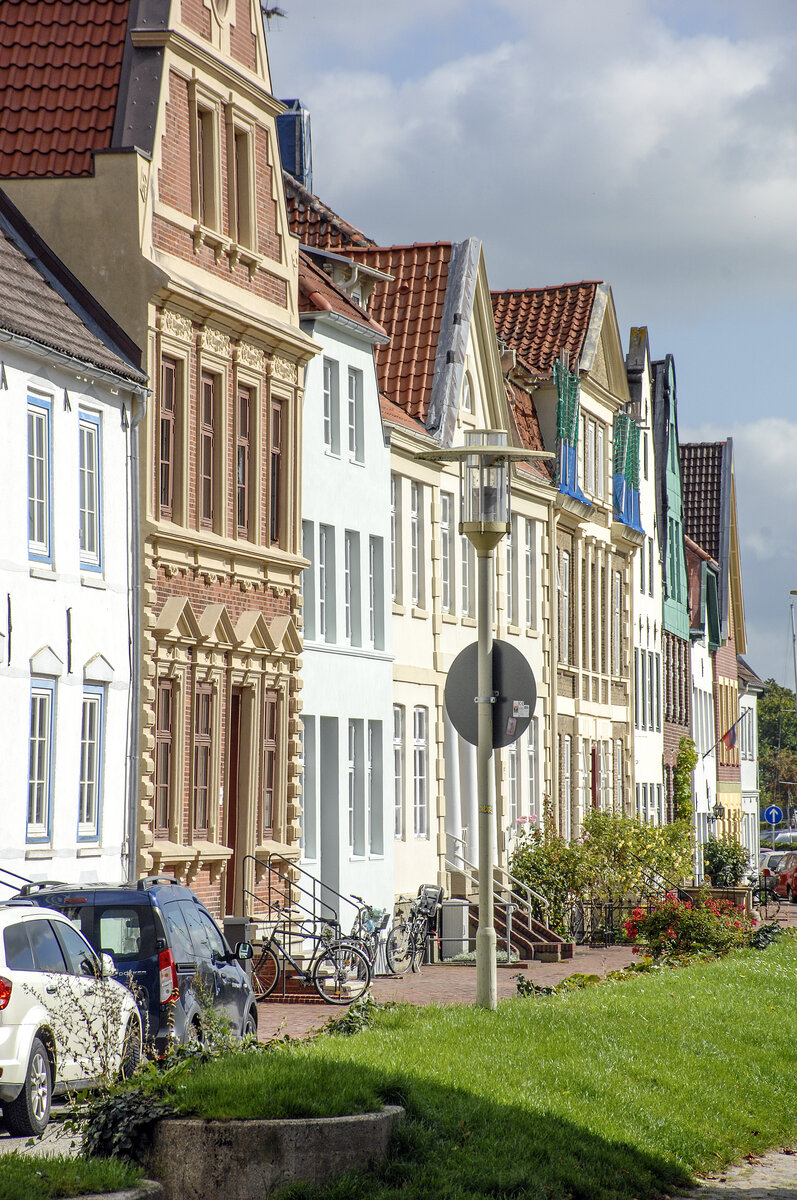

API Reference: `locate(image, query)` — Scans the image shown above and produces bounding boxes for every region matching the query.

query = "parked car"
[758,851,788,884]
[772,852,797,902]
[773,830,797,849]
[15,877,257,1054]
[0,900,141,1135]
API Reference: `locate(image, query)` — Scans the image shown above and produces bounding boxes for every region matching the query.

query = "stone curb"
[61,1183,162,1200]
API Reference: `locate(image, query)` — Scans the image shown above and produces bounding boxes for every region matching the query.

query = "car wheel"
[788,886,795,904]
[4,1037,52,1137]
[120,1019,142,1080]
[244,1009,258,1040]
[184,1017,202,1046]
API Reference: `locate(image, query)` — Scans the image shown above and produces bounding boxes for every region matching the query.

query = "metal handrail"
[445,833,549,916]
[242,852,360,932]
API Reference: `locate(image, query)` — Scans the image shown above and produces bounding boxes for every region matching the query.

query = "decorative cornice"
[237,341,265,371]
[199,326,232,357]
[160,309,193,342]
[269,355,297,384]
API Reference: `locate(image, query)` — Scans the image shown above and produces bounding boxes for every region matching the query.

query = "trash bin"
[439,898,470,959]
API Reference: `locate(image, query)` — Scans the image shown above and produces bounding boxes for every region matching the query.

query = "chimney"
[276,99,313,191]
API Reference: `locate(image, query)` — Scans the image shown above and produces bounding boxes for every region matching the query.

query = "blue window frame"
[78,686,105,841]
[79,411,103,571]
[27,677,56,843]
[27,396,53,563]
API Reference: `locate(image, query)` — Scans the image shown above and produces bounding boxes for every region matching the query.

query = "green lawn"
[0,1153,141,1200]
[155,938,797,1200]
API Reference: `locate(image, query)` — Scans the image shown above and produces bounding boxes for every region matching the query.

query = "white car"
[0,901,142,1135]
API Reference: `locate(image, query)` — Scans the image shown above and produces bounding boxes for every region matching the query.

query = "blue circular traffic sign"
[764,805,783,825]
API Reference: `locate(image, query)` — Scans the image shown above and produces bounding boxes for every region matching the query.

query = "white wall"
[299,318,395,919]
[0,340,135,893]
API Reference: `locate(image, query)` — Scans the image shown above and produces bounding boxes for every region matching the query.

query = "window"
[440,492,454,613]
[648,536,655,596]
[159,357,177,520]
[462,372,473,413]
[261,691,278,841]
[601,742,610,811]
[460,518,474,617]
[348,720,357,852]
[586,419,596,494]
[302,522,316,640]
[505,518,517,626]
[508,744,519,825]
[344,531,361,645]
[269,400,282,545]
[195,103,219,229]
[79,413,102,570]
[640,651,648,729]
[410,482,424,607]
[614,740,623,812]
[527,718,538,822]
[525,519,537,627]
[639,539,646,593]
[648,650,656,731]
[368,722,383,855]
[319,525,334,641]
[232,126,254,248]
[78,689,103,839]
[612,570,622,675]
[413,706,428,838]
[155,679,173,838]
[390,475,401,602]
[27,680,54,841]
[299,717,317,860]
[236,386,251,536]
[322,358,339,454]
[559,550,570,663]
[368,536,384,649]
[581,739,590,813]
[393,705,405,839]
[199,373,216,529]
[347,367,364,462]
[193,684,213,835]
[596,424,605,499]
[27,398,52,561]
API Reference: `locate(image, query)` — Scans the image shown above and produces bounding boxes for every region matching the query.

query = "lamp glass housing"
[463,430,509,525]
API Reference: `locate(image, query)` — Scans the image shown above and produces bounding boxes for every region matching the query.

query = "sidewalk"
[256,942,637,1041]
[679,1147,797,1199]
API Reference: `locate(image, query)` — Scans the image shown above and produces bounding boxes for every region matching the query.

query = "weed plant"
[0,1152,141,1200]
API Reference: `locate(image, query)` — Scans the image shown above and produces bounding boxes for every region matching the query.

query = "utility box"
[439,898,471,959]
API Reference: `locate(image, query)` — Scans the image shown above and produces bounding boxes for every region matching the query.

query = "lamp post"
[416,430,552,1009]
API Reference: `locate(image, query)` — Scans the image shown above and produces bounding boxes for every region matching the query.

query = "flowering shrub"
[622,890,757,959]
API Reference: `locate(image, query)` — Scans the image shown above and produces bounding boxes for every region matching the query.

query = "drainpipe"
[125,387,148,882]
[548,497,559,831]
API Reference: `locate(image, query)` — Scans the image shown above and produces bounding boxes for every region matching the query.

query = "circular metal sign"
[445,639,537,749]
[763,804,783,825]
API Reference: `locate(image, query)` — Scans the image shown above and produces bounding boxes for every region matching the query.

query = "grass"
[146,937,797,1199]
[0,1153,141,1200]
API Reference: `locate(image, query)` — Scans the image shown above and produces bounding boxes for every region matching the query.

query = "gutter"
[0,327,147,391]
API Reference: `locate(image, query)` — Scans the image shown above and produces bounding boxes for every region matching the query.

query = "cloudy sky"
[267,0,797,686]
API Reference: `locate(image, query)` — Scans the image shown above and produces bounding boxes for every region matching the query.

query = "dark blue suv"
[16,877,257,1053]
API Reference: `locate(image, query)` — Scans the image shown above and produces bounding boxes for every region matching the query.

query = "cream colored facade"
[4,1,318,915]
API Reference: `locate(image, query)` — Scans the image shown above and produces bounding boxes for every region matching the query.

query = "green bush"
[702,835,750,886]
[622,889,756,959]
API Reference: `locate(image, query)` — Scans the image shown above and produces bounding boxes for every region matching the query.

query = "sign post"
[763,804,783,850]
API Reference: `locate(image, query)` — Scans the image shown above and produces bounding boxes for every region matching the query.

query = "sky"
[266,0,797,686]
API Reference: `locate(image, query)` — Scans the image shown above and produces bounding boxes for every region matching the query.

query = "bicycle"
[251,917,371,1005]
[386,885,444,975]
[348,896,391,966]
[751,880,781,920]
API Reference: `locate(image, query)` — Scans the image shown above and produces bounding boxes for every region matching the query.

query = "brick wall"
[182,0,211,39]
[230,0,257,71]
[158,73,192,215]
[152,217,288,306]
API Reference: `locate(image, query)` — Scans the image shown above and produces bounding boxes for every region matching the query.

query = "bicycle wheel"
[763,890,781,918]
[313,943,371,1004]
[385,921,413,974]
[251,946,280,999]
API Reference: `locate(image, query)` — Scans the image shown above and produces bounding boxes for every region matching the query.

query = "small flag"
[722,724,737,751]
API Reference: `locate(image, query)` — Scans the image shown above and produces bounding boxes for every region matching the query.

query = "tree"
[758,679,797,756]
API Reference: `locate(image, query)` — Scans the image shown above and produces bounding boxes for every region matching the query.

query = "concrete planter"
[146,1106,404,1200]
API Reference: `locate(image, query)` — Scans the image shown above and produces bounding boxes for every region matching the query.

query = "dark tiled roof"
[737,655,763,689]
[343,243,453,424]
[298,250,386,336]
[0,1,131,178]
[0,188,145,380]
[491,282,599,375]
[680,442,726,563]
[284,172,374,250]
[379,391,432,438]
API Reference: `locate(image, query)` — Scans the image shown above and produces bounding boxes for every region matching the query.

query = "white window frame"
[393,705,405,839]
[440,491,454,613]
[347,366,364,462]
[322,358,339,454]
[508,744,519,826]
[612,570,622,675]
[413,706,429,838]
[559,550,570,663]
[79,411,102,571]
[390,475,401,603]
[27,397,52,563]
[410,482,424,607]
[596,424,605,499]
[505,516,517,626]
[347,719,357,852]
[319,525,334,641]
[614,739,623,813]
[563,735,572,840]
[524,519,536,628]
[527,718,538,823]
[27,679,55,842]
[78,687,104,840]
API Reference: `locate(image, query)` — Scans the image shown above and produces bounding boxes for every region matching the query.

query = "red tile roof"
[298,250,387,336]
[0,1,131,179]
[506,379,553,482]
[379,391,431,438]
[491,282,599,376]
[343,243,453,423]
[284,171,374,250]
[680,442,726,564]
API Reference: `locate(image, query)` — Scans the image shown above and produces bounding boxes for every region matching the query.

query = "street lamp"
[417,429,552,1010]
